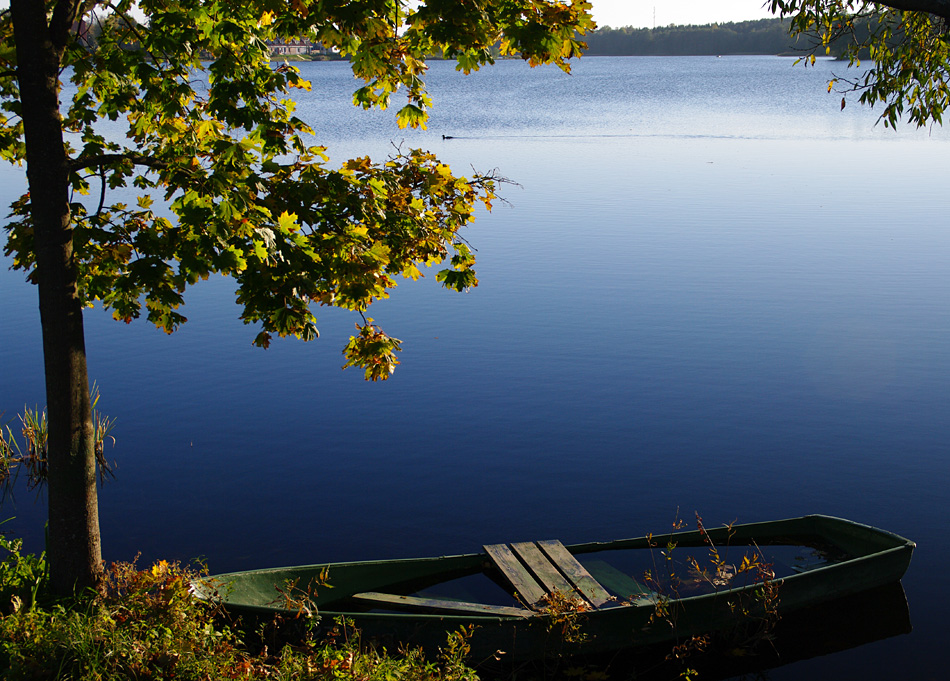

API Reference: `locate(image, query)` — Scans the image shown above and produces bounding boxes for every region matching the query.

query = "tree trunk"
[11,0,104,594]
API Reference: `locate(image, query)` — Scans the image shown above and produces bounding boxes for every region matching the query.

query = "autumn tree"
[0,0,594,594]
[770,1,950,126]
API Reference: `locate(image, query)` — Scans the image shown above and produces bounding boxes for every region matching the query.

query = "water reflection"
[498,582,911,681]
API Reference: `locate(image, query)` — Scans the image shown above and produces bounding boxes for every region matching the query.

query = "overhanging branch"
[775,1,950,22]
[873,1,950,21]
[69,153,168,173]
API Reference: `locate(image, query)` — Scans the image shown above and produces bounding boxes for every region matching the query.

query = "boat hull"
[205,515,914,661]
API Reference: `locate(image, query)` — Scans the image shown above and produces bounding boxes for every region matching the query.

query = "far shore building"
[268,38,312,56]
[266,38,338,58]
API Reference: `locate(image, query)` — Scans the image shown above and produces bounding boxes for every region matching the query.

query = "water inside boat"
[413,572,526,608]
[574,541,851,600]
[357,541,852,614]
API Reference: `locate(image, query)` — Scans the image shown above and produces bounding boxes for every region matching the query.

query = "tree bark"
[11,0,103,594]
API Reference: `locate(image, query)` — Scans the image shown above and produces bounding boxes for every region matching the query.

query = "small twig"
[95,164,106,218]
[105,2,165,62]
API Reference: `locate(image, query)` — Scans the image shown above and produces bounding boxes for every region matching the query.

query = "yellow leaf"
[195,119,219,139]
[260,11,275,26]
[277,210,299,232]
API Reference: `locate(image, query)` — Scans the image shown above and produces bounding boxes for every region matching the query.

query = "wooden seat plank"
[483,543,548,607]
[510,541,585,604]
[581,559,653,601]
[353,591,533,618]
[537,540,613,608]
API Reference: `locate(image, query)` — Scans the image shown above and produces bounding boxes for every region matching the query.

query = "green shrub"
[0,551,480,681]
[0,527,47,616]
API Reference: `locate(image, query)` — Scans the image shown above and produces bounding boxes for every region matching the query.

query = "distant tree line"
[583,18,818,56]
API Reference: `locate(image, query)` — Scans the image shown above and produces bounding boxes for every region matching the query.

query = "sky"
[590,1,776,29]
[0,2,779,30]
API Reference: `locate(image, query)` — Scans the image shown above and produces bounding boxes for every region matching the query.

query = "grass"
[0,534,480,681]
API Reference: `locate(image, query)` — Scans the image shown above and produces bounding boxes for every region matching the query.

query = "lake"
[1,55,948,679]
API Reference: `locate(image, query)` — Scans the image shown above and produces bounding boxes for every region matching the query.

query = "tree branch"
[49,0,86,52]
[99,1,181,87]
[872,1,950,20]
[69,153,168,173]
[95,164,107,218]
[106,3,149,47]
[774,1,950,21]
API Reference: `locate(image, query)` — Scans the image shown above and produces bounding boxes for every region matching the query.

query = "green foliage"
[1,0,595,379]
[15,406,47,489]
[642,513,780,675]
[0,391,115,493]
[342,319,403,381]
[0,419,16,488]
[770,1,950,127]
[299,620,480,681]
[538,589,589,646]
[1,557,250,679]
[0,407,48,492]
[0,525,48,615]
[0,550,480,681]
[89,384,117,485]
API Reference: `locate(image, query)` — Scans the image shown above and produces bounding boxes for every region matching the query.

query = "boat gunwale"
[204,514,914,620]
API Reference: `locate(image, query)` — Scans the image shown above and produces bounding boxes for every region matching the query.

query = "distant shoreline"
[581,17,818,58]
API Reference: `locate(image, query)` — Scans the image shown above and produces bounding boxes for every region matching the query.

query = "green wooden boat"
[202,515,914,662]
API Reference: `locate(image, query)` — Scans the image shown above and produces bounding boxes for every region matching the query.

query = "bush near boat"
[0,535,480,681]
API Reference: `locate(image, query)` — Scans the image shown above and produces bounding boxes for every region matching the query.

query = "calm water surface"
[2,56,948,679]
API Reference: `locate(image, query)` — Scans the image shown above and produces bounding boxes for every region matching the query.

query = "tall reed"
[0,384,116,494]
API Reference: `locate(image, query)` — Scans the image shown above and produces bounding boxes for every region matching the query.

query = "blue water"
[2,56,949,678]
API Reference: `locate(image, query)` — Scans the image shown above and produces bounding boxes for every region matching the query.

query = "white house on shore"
[265,39,338,57]
[267,38,311,55]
